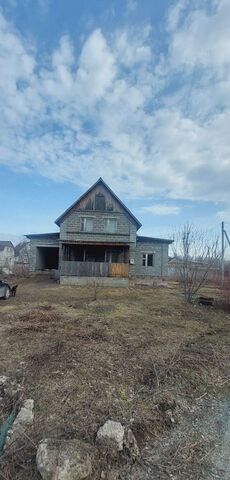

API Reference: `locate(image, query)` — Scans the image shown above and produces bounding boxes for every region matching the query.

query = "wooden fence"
[61,261,129,277]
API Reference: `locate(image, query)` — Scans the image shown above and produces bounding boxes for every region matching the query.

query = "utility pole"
[224,229,230,248]
[221,221,225,283]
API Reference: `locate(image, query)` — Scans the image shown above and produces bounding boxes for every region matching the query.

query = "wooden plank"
[61,261,129,277]
[76,183,124,213]
[61,261,109,277]
[109,263,129,277]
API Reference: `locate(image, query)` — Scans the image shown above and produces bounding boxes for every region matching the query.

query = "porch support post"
[59,242,63,274]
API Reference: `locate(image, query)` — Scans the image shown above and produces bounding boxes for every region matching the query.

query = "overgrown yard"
[0,276,229,479]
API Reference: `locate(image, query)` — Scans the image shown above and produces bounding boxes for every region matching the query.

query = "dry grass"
[0,276,229,479]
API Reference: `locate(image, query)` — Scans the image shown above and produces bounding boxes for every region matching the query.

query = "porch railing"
[109,263,129,277]
[61,261,129,277]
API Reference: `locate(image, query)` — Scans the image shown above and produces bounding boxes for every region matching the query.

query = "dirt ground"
[0,275,229,479]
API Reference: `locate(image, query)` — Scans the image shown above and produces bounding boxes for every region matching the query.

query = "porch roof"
[26,232,60,240]
[61,240,129,247]
[137,235,173,244]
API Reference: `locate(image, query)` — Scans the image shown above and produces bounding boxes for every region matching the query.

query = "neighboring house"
[0,241,15,269]
[26,178,173,285]
[168,256,220,281]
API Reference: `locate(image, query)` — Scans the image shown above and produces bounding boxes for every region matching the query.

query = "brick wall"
[29,238,59,271]
[130,241,169,277]
[60,209,137,244]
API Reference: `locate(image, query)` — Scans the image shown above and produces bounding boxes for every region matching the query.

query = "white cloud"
[0,2,230,211]
[114,27,152,67]
[76,29,116,103]
[167,0,189,31]
[142,204,180,216]
[169,0,230,69]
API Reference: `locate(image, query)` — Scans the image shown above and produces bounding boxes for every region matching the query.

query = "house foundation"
[60,276,129,286]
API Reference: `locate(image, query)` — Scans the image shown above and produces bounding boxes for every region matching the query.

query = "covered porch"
[60,242,129,277]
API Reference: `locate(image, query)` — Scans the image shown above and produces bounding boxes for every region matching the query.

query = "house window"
[142,253,154,267]
[104,218,117,233]
[95,193,106,210]
[80,217,94,232]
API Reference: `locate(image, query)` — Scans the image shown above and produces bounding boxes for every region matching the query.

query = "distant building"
[168,256,220,281]
[0,241,15,269]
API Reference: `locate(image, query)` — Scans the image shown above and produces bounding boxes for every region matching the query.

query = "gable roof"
[0,241,14,252]
[55,178,142,229]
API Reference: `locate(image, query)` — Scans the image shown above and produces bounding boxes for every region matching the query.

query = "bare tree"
[171,224,220,303]
[13,240,30,277]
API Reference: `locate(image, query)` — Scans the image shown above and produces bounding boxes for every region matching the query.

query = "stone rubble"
[36,438,93,480]
[36,419,139,479]
[96,419,139,458]
[96,420,125,452]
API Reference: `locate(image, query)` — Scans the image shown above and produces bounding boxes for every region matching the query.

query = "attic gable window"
[95,193,105,211]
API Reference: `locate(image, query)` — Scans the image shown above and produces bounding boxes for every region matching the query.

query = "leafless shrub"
[171,224,220,302]
[11,263,30,277]
[13,240,30,277]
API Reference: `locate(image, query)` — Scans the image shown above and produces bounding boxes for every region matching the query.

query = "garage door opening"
[36,247,59,270]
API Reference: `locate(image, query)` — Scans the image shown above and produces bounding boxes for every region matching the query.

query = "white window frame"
[142,252,154,267]
[104,217,117,234]
[80,217,94,232]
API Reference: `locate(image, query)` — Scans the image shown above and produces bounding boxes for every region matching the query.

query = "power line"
[224,229,230,247]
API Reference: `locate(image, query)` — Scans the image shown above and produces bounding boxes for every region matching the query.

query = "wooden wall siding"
[61,261,129,277]
[76,184,125,213]
[61,261,109,277]
[109,263,129,277]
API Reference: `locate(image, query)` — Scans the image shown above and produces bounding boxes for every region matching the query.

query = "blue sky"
[0,0,230,243]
